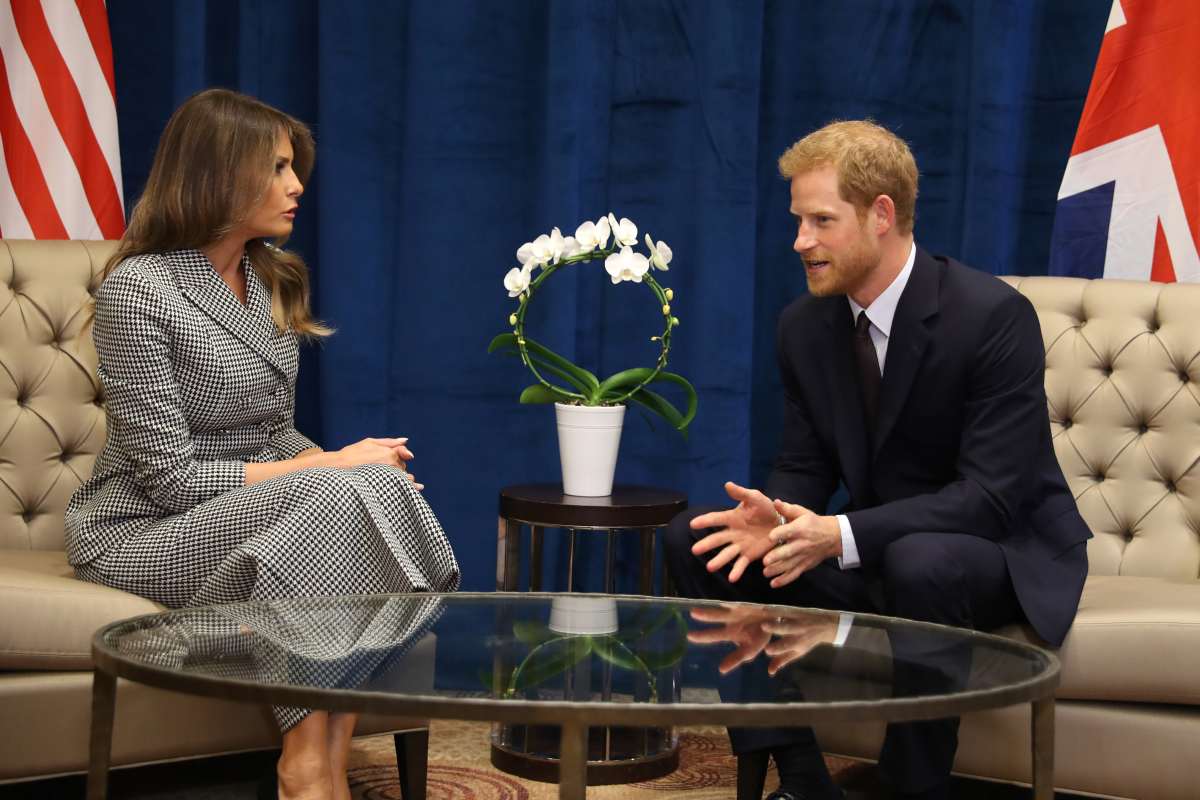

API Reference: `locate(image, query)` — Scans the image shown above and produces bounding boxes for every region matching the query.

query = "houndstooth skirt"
[76,463,460,730]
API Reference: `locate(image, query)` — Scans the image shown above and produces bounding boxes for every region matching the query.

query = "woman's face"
[242,131,303,241]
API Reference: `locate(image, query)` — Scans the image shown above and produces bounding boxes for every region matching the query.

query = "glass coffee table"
[87,593,1059,800]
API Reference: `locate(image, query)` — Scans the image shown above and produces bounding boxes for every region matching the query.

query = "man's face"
[789,165,880,298]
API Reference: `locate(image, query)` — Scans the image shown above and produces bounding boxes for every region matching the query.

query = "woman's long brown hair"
[103,88,331,337]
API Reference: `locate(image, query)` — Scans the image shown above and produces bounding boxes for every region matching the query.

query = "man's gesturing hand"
[690,482,782,582]
[761,499,841,588]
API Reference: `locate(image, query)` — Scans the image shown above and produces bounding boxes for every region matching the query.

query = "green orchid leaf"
[646,371,698,429]
[519,384,570,404]
[637,635,688,671]
[596,367,655,396]
[512,620,555,645]
[511,637,593,693]
[627,388,684,430]
[592,636,647,673]
[615,607,680,643]
[489,333,600,393]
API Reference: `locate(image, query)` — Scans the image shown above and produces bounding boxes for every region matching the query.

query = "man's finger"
[769,563,807,589]
[692,529,734,556]
[691,509,734,531]
[727,554,751,583]
[688,606,739,623]
[705,542,742,573]
[686,627,737,645]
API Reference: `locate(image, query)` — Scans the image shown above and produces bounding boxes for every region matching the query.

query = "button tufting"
[21,510,33,523]
[59,451,71,462]
[1095,472,1106,482]
[1138,424,1149,435]
[1062,418,1073,429]
[1102,365,1113,376]
[1166,481,1177,493]
[1123,530,1134,542]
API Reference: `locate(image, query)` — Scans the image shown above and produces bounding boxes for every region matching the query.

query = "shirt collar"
[847,241,916,337]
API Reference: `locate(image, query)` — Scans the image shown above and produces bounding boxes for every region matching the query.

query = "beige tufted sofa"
[0,240,432,793]
[814,276,1200,799]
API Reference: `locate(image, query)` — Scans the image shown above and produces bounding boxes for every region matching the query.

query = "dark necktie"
[854,310,881,434]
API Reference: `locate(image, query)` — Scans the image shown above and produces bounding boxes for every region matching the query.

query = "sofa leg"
[737,749,770,800]
[394,728,429,800]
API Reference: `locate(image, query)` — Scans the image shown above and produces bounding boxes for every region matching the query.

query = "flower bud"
[509,313,518,326]
[665,288,674,301]
[662,303,671,315]
[670,316,680,327]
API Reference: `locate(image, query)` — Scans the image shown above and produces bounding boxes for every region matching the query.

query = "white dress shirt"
[836,242,916,570]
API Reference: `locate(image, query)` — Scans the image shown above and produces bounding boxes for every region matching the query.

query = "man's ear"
[872,195,896,235]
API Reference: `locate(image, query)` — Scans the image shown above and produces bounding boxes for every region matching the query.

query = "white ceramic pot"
[554,402,625,497]
[548,596,619,635]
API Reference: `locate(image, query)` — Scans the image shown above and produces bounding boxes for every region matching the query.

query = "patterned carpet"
[347,720,862,799]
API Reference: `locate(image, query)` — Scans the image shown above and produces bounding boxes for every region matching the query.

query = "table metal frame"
[86,592,1059,800]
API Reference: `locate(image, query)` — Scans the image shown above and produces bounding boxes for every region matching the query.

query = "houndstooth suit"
[66,249,460,730]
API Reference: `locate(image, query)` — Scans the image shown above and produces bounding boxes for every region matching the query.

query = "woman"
[65,88,459,800]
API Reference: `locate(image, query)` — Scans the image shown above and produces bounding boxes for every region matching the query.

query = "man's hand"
[686,605,772,674]
[691,482,783,582]
[760,499,842,588]
[760,613,839,675]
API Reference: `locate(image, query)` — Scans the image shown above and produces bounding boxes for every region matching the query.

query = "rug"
[347,720,864,799]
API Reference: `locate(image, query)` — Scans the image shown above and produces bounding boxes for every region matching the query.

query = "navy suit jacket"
[766,248,1090,646]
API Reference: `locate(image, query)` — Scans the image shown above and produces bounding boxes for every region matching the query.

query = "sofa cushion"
[0,549,163,670]
[996,575,1200,706]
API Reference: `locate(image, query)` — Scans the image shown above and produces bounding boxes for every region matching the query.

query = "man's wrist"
[824,515,843,557]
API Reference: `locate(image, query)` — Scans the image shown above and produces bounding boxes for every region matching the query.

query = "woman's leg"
[277,711,333,800]
[327,712,359,800]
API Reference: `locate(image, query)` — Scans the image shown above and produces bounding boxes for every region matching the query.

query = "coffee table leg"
[558,719,588,800]
[1031,697,1054,799]
[497,518,521,591]
[86,668,117,800]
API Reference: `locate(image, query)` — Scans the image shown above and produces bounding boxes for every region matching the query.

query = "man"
[665,120,1091,800]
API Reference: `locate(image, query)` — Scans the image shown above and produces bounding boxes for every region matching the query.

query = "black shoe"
[766,790,847,800]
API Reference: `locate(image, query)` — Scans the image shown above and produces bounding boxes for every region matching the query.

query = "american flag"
[0,0,123,239]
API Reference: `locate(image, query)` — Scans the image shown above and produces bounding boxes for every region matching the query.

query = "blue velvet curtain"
[109,0,1107,592]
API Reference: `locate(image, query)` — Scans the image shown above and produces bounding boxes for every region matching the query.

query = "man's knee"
[881,534,967,613]
[664,508,708,559]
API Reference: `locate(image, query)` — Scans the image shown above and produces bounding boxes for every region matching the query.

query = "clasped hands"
[688,604,838,675]
[320,437,424,490]
[691,481,840,588]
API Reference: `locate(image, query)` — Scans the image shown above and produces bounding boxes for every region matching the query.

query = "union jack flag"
[1049,0,1200,282]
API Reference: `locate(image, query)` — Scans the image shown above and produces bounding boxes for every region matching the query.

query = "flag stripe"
[0,141,37,238]
[0,0,98,238]
[44,0,123,197]
[0,53,67,238]
[11,0,122,238]
[73,0,115,101]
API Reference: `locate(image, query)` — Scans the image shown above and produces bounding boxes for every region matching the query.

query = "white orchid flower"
[644,233,673,271]
[561,235,585,257]
[516,241,537,267]
[574,221,602,252]
[548,227,568,263]
[606,213,637,247]
[604,246,649,284]
[504,264,533,297]
[595,215,611,249]
[528,233,556,267]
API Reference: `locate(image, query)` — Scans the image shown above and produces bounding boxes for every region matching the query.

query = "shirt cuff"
[836,514,862,570]
[833,612,854,647]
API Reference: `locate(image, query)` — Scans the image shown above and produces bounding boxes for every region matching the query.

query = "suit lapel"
[873,249,940,455]
[819,299,872,501]
[171,249,288,376]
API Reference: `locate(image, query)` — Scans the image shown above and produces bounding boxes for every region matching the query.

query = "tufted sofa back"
[1002,276,1200,579]
[0,240,114,551]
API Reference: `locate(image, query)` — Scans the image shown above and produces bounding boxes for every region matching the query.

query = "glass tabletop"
[93,592,1057,726]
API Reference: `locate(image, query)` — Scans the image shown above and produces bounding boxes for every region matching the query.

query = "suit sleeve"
[845,292,1047,567]
[765,313,839,511]
[93,269,245,512]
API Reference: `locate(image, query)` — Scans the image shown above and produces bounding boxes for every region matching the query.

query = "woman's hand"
[332,437,423,489]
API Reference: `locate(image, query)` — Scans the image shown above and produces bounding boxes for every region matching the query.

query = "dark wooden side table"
[492,484,688,784]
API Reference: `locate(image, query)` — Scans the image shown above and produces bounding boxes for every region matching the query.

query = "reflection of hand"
[761,614,839,675]
[687,605,772,674]
[690,482,787,582]
[689,605,839,675]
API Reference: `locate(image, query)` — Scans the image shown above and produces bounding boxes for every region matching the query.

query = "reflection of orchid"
[605,246,650,284]
[498,606,687,702]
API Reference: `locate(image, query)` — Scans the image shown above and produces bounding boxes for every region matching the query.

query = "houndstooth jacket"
[65,249,318,566]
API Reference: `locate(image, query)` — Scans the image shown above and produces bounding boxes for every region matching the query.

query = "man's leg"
[876,533,1022,799]
[665,508,873,799]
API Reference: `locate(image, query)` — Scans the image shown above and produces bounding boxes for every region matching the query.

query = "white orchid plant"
[488,213,698,435]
